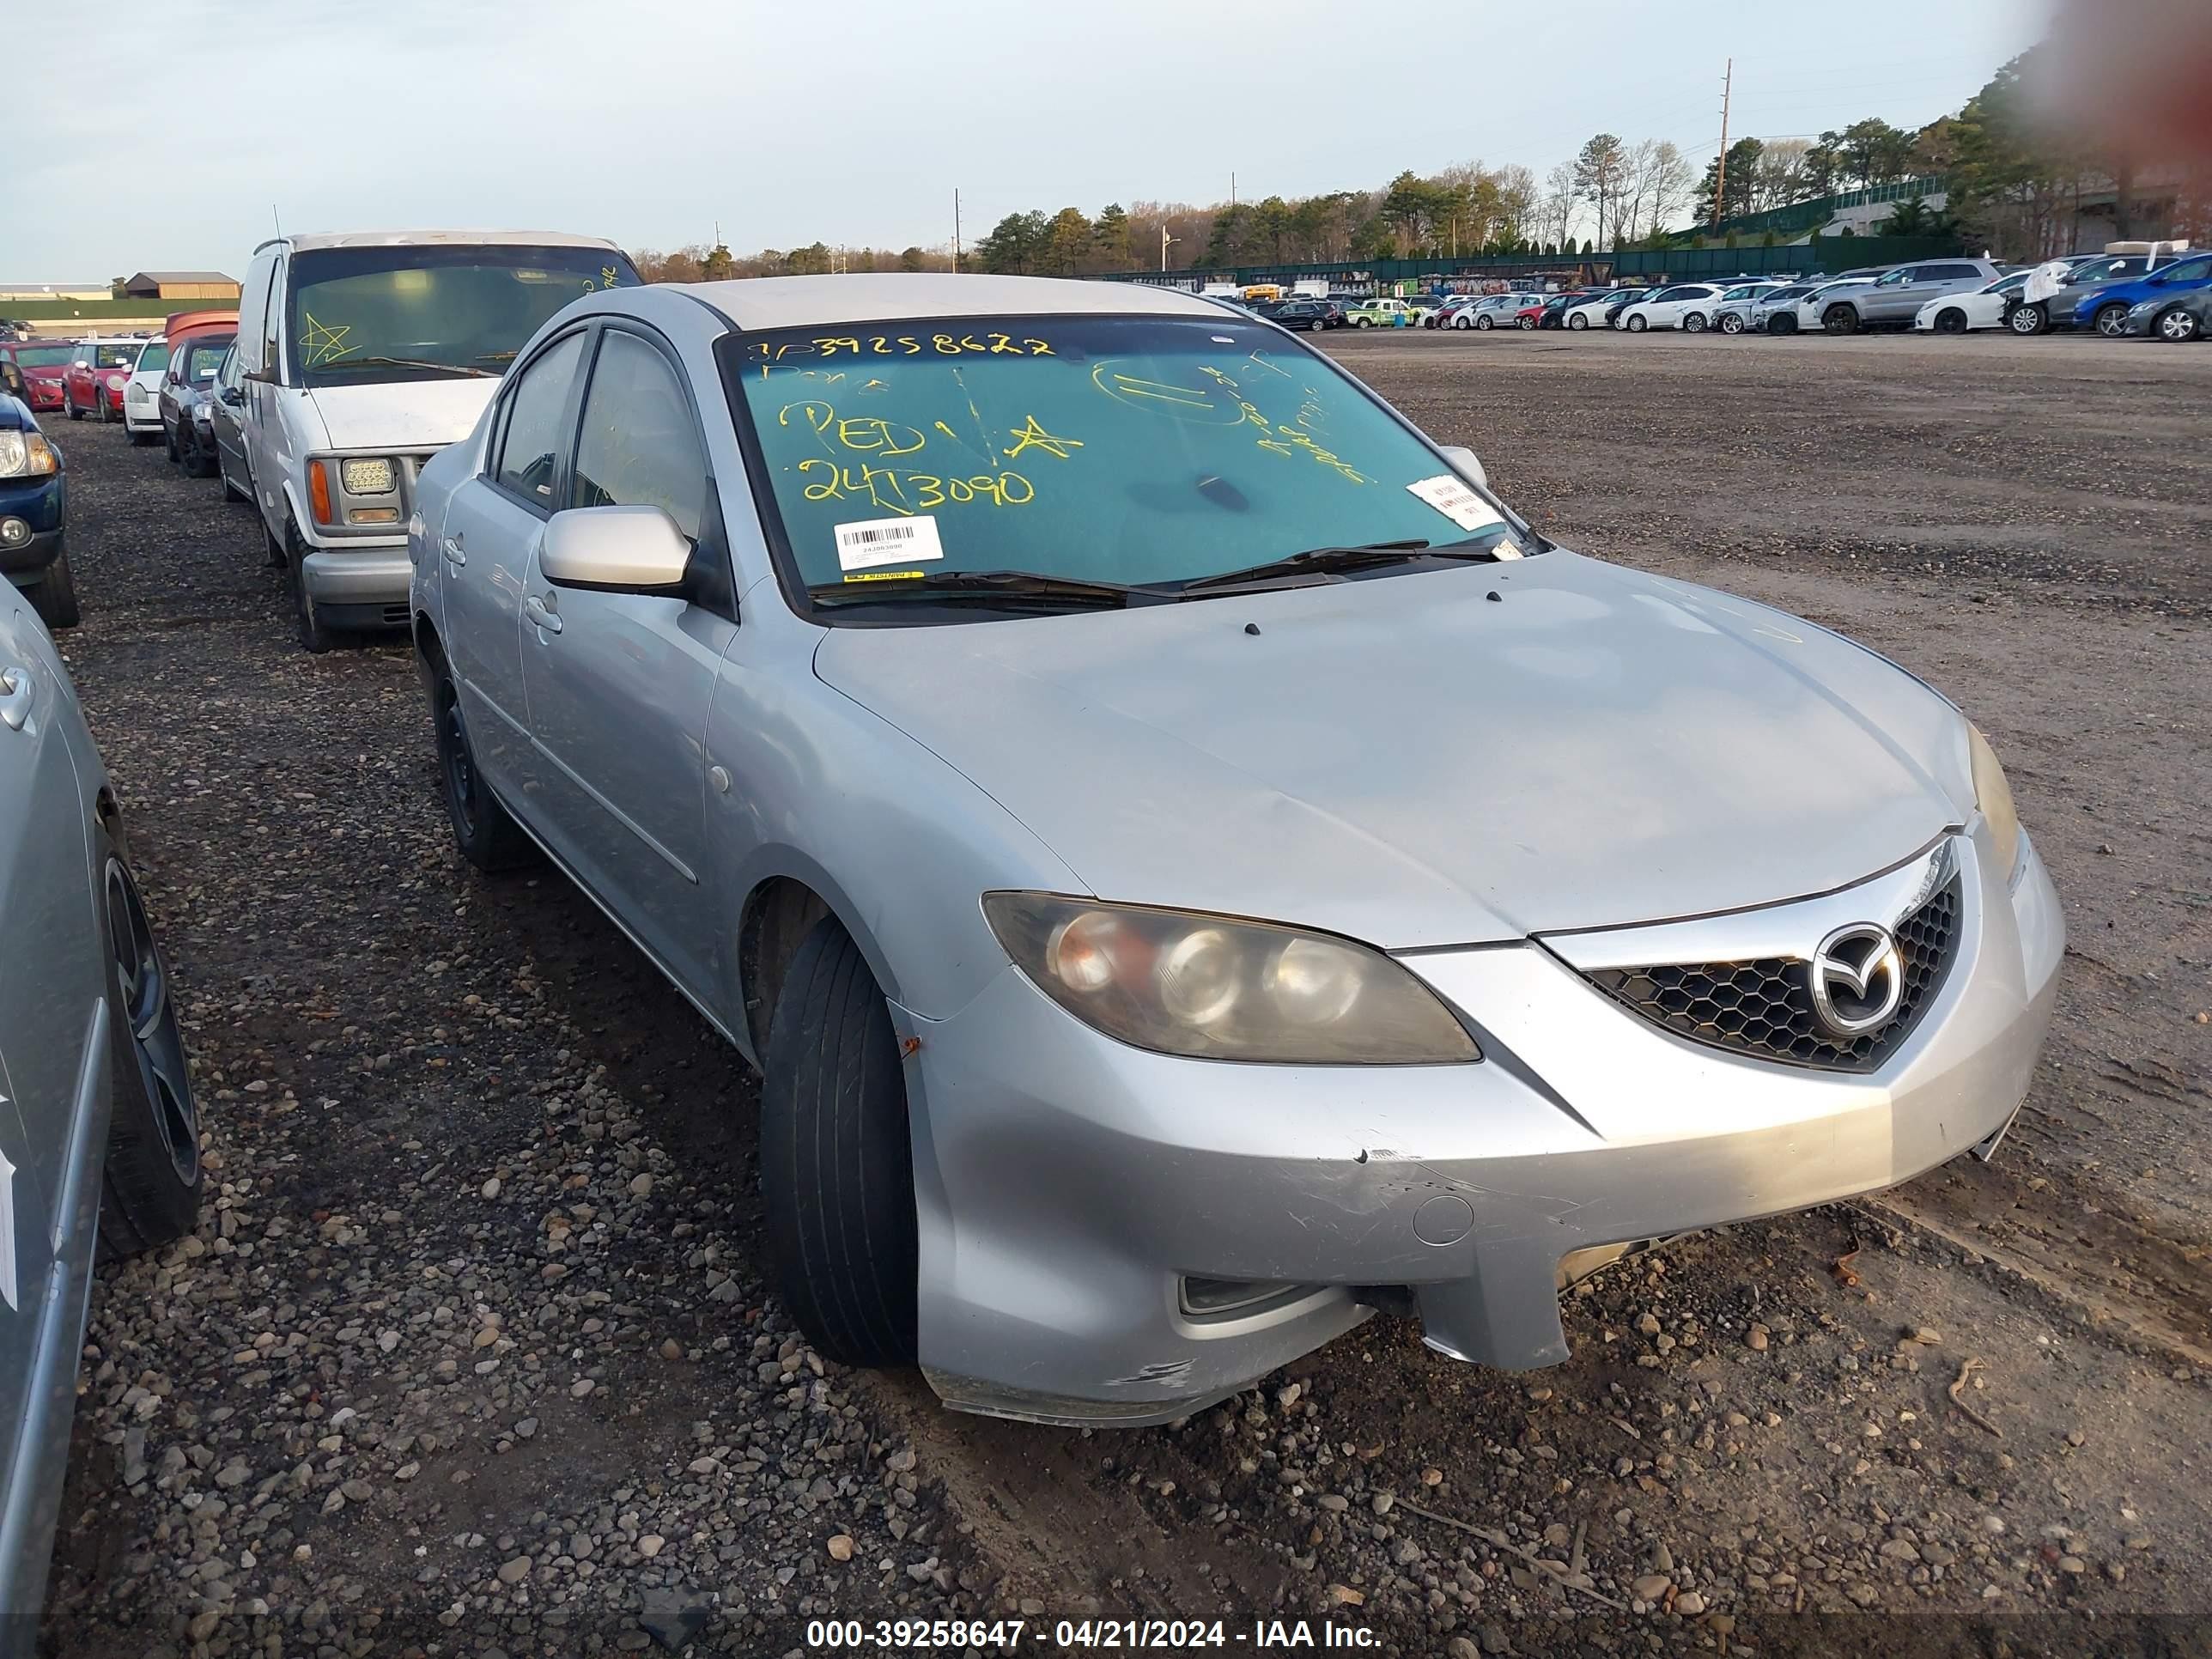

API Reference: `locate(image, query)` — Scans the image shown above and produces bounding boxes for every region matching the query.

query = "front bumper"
[903,827,2062,1426]
[299,544,412,627]
[123,400,161,434]
[0,477,66,575]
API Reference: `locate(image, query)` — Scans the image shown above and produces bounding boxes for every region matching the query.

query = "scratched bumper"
[902,826,2061,1427]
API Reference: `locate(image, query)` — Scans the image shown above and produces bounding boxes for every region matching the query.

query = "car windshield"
[13,344,76,367]
[286,243,640,386]
[730,313,1530,609]
[137,341,172,372]
[177,336,234,380]
[91,343,138,368]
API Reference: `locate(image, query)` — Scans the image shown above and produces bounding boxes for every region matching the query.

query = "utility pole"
[1160,226,1177,271]
[1231,173,1237,209]
[952,189,962,271]
[1709,58,1734,229]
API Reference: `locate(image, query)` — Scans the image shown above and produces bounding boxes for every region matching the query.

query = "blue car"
[0,385,74,629]
[2073,250,2212,338]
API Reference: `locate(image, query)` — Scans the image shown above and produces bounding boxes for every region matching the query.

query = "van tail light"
[307,459,334,526]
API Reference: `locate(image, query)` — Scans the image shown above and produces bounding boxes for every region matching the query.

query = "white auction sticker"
[834,515,945,572]
[1406,473,1505,534]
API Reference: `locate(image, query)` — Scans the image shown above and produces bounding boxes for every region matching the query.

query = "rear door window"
[493,331,587,510]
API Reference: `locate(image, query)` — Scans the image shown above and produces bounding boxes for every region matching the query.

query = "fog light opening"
[1178,1277,1317,1321]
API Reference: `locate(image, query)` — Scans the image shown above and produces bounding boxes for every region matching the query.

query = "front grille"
[1587,880,1960,1073]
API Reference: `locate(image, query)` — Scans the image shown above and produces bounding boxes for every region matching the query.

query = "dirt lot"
[33,327,2212,1659]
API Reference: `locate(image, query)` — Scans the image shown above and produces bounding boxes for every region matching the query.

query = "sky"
[25,0,2053,281]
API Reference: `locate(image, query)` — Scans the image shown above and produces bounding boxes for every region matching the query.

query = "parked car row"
[1347,250,2211,344]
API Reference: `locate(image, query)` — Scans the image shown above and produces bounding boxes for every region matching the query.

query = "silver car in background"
[0,587,204,1630]
[1813,258,2008,332]
[1727,279,1824,333]
[410,274,2061,1428]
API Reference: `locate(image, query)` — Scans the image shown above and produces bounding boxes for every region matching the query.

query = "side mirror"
[72,360,89,370]
[540,505,691,592]
[242,365,278,385]
[1437,443,1488,491]
[220,386,244,406]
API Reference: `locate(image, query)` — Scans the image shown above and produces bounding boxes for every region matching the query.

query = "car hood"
[305,376,500,453]
[811,551,1972,950]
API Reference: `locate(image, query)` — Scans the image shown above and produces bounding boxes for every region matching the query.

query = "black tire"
[1683,311,1708,333]
[1822,304,1859,334]
[163,422,179,462]
[95,835,202,1259]
[178,425,209,477]
[1625,313,1648,332]
[1475,313,1494,330]
[67,397,84,422]
[431,659,536,872]
[282,517,336,653]
[27,545,81,629]
[101,393,118,423]
[761,917,920,1369]
[2008,301,2047,337]
[1935,307,1969,334]
[2093,302,2129,338]
[1567,311,1589,330]
[219,453,246,501]
[263,507,288,568]
[1769,312,1799,335]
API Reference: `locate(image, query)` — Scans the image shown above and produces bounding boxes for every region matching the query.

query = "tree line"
[627,49,2207,282]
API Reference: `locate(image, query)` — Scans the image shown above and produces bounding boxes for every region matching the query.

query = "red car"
[62,338,143,422]
[1514,301,1548,330]
[0,339,76,415]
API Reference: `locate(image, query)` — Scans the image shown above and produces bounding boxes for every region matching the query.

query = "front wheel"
[1353,317,1371,327]
[96,838,203,1257]
[1475,314,1493,330]
[2008,301,2047,337]
[1934,307,1969,334]
[2094,303,2129,337]
[27,546,81,629]
[2157,306,2200,343]
[1567,312,1589,331]
[1683,312,1708,333]
[1822,304,1859,334]
[1718,313,1745,334]
[282,518,336,653]
[1625,314,1648,332]
[762,917,921,1369]
[1518,315,1537,330]
[67,398,84,422]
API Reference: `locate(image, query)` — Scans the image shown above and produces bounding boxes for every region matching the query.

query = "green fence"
[1085,235,1965,294]
[1702,177,1948,244]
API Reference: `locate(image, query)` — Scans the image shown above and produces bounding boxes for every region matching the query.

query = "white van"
[236,230,640,650]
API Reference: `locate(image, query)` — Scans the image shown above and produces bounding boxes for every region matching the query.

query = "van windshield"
[137,342,172,373]
[285,244,641,386]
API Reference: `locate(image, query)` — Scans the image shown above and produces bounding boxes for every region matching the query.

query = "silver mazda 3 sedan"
[408,275,2061,1427]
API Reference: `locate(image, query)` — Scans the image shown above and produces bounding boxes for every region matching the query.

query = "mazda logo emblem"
[1808,923,1905,1036]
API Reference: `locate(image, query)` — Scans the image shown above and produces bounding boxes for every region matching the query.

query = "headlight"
[341,456,396,495]
[0,430,57,479]
[982,894,1480,1065]
[125,383,149,403]
[1967,724,2021,884]
[191,400,212,425]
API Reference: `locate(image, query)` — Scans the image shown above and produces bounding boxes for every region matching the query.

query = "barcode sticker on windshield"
[1406,473,1505,534]
[835,515,945,572]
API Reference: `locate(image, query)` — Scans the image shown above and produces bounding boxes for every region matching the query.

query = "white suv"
[1617,283,1729,332]
[234,229,639,651]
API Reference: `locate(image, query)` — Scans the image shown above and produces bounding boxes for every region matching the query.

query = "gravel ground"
[33,325,2212,1659]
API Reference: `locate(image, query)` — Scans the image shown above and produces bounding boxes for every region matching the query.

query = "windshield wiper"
[1175,538,1501,595]
[809,568,1147,609]
[309,356,495,379]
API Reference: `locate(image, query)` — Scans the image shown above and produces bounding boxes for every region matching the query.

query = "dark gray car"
[207,343,253,505]
[0,590,203,1631]
[2008,253,2160,336]
[1816,258,2007,331]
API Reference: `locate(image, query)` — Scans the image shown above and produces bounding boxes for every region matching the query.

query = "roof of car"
[257,229,627,255]
[672,274,1224,331]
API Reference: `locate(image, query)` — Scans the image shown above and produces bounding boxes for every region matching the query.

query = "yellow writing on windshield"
[797,459,1034,514]
[1002,415,1084,462]
[300,313,356,368]
[745,333,1055,365]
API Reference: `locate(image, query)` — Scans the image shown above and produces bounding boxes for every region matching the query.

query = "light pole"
[1161,226,1178,271]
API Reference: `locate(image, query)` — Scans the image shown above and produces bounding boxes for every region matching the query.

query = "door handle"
[523,594,562,635]
[441,535,465,568]
[0,666,33,732]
